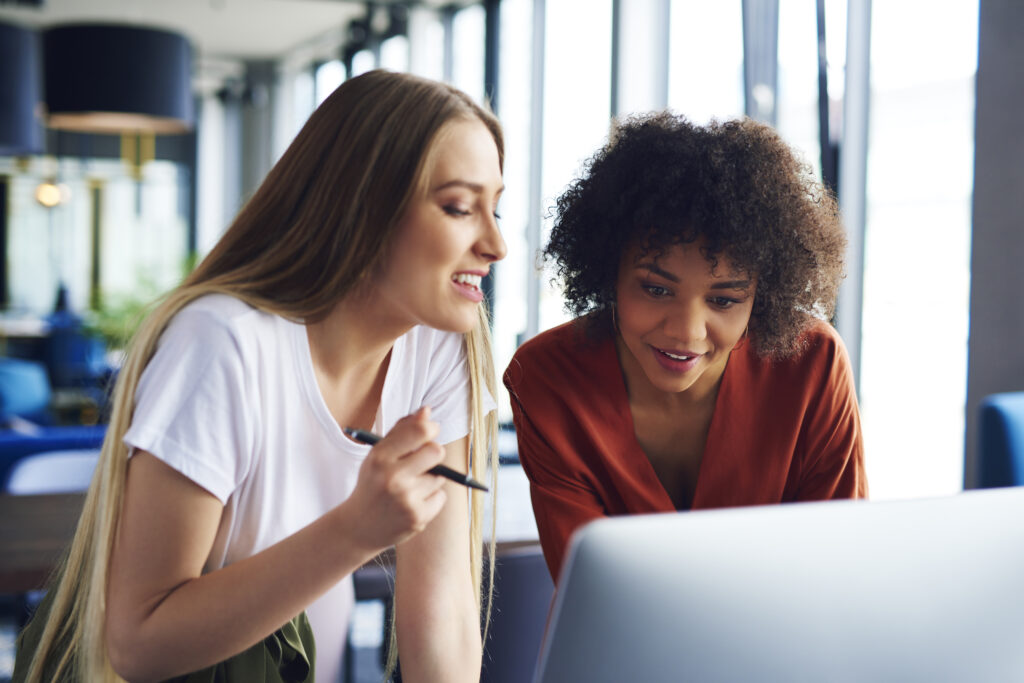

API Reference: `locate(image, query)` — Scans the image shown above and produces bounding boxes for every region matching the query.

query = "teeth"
[662,350,693,361]
[453,273,482,290]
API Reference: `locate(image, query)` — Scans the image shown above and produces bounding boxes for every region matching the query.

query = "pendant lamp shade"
[0,22,44,155]
[43,24,194,134]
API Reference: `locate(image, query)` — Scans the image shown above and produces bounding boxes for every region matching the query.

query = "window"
[859,0,979,499]
[314,59,346,106]
[667,1,744,123]
[4,156,188,315]
[493,0,533,422]
[539,0,613,334]
[380,35,410,72]
[452,4,486,103]
[775,0,848,180]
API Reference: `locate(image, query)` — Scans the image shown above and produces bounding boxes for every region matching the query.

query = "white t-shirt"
[123,294,478,682]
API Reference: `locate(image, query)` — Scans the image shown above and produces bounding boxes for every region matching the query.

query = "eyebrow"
[711,280,754,291]
[638,264,678,282]
[638,264,752,290]
[432,179,505,194]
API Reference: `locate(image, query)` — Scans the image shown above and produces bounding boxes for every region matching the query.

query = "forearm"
[394,536,483,683]
[391,434,482,683]
[107,498,375,682]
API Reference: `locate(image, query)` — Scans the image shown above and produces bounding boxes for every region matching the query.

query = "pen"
[343,427,490,492]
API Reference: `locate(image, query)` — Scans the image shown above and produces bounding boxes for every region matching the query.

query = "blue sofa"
[978,391,1024,488]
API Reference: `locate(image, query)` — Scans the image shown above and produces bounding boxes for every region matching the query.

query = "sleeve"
[792,328,869,501]
[505,366,608,583]
[123,308,256,504]
[420,329,495,446]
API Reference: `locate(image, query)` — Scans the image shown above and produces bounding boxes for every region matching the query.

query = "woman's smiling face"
[375,117,507,334]
[614,239,756,397]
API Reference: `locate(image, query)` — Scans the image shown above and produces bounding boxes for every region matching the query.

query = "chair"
[480,545,555,683]
[0,357,106,485]
[978,391,1024,487]
[3,449,100,495]
[345,543,554,683]
[0,357,50,424]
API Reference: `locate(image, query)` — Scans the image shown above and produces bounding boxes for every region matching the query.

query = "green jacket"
[13,587,316,683]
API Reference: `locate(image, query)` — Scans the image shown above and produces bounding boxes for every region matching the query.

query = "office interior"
[1,0,1022,681]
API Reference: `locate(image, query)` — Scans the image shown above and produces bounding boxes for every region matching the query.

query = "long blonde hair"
[20,69,502,682]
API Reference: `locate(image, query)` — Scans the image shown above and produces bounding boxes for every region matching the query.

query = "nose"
[662,299,707,344]
[476,213,507,263]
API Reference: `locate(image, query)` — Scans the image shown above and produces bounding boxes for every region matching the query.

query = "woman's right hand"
[342,406,449,554]
[104,408,448,681]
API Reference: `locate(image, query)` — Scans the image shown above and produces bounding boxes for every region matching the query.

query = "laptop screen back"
[533,488,1024,683]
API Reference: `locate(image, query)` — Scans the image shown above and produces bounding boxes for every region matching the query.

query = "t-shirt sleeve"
[123,308,256,504]
[505,364,608,583]
[420,329,495,446]
[793,327,868,501]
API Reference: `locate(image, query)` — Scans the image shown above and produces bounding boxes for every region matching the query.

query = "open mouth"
[451,272,485,303]
[658,349,694,361]
[650,345,702,373]
[452,273,482,291]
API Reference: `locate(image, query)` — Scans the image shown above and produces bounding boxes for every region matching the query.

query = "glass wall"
[493,0,534,421]
[538,0,613,334]
[452,4,486,103]
[315,60,346,106]
[859,0,979,499]
[775,0,849,180]
[667,0,744,124]
[3,155,188,318]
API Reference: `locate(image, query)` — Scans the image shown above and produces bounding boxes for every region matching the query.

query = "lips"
[650,345,702,373]
[451,272,485,303]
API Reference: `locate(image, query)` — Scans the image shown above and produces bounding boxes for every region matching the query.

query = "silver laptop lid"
[534,487,1024,683]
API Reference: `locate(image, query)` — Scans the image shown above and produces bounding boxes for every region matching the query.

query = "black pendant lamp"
[43,23,194,134]
[0,21,44,155]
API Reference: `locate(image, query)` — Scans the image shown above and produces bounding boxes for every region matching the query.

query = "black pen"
[343,427,489,492]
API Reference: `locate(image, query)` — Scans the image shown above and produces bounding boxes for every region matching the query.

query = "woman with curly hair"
[503,112,867,581]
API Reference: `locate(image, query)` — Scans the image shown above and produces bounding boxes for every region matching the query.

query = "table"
[0,493,83,593]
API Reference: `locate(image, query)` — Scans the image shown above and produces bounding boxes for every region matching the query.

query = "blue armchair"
[978,391,1024,488]
[0,357,106,487]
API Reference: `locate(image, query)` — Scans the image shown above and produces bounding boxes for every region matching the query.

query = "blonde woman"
[14,70,505,683]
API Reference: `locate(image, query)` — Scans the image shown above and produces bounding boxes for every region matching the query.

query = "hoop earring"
[611,302,619,332]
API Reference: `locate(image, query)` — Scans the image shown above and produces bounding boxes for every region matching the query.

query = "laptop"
[533,487,1024,682]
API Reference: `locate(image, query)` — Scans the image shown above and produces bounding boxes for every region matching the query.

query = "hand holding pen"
[342,406,469,551]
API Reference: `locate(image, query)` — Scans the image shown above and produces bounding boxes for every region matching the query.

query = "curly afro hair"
[544,112,847,358]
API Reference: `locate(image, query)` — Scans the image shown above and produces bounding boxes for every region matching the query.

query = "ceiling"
[0,0,447,62]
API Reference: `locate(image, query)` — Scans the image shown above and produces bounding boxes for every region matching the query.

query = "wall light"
[34,179,70,208]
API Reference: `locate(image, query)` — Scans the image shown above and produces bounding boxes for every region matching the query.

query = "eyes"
[642,284,672,298]
[442,204,501,220]
[640,282,748,310]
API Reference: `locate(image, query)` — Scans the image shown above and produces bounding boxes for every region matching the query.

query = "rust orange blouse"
[503,317,868,581]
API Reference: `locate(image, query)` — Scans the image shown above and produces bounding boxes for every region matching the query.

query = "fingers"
[417,486,448,529]
[345,407,451,550]
[369,406,441,465]
[397,482,448,535]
